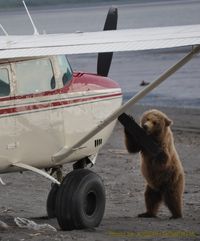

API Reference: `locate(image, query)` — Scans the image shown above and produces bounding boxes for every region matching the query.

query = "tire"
[46,183,59,219]
[56,170,79,230]
[55,169,106,231]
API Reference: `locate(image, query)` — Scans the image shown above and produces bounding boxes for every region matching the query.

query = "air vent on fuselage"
[94,139,102,147]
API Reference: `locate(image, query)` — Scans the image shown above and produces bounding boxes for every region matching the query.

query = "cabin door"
[13,57,64,167]
[0,64,16,170]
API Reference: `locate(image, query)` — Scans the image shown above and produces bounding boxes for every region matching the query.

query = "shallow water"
[0,0,200,108]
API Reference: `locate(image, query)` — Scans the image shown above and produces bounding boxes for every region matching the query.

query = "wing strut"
[12,162,60,185]
[52,45,200,163]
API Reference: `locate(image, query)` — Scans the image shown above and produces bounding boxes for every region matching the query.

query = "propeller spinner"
[97,7,118,77]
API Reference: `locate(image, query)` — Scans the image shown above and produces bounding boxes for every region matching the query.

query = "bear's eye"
[153,121,157,125]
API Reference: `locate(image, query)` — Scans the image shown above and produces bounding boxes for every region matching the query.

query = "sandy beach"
[0,104,199,240]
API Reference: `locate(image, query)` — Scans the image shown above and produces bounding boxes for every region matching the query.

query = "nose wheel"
[46,169,106,230]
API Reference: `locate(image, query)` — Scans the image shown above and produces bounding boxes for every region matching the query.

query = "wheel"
[55,169,106,231]
[46,183,59,219]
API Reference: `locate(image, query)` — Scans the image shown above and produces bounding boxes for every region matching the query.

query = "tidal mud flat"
[0,104,199,241]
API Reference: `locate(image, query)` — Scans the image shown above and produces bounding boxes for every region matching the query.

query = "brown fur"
[124,109,185,218]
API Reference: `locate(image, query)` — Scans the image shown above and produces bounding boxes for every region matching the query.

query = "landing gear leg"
[46,166,63,219]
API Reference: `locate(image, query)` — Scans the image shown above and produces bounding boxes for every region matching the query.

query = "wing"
[0,24,200,59]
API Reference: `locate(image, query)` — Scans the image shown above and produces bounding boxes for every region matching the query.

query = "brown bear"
[124,109,185,219]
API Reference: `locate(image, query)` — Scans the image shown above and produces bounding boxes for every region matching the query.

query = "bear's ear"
[165,117,173,126]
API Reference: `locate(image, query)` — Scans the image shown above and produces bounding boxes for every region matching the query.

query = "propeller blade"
[97,7,118,77]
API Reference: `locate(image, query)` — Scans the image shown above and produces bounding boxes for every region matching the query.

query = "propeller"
[97,7,118,77]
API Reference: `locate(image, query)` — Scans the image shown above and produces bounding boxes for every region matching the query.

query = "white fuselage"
[0,56,122,173]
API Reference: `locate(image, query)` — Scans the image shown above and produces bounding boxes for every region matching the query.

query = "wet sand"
[0,104,199,240]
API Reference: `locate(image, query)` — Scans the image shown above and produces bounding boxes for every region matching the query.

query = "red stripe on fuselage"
[0,93,122,116]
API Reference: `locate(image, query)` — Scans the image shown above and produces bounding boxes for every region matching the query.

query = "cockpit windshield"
[57,56,73,86]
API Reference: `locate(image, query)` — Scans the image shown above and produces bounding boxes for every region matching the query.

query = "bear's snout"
[142,121,153,134]
[142,123,148,131]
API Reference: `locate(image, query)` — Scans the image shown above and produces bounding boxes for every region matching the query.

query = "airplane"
[0,2,200,231]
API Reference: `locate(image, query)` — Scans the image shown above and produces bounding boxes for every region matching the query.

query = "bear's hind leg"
[163,190,182,218]
[163,176,184,219]
[138,185,162,218]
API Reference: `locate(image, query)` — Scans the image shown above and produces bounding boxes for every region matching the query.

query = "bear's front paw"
[138,212,157,218]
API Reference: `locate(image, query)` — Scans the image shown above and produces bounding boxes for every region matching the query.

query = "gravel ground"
[0,105,199,241]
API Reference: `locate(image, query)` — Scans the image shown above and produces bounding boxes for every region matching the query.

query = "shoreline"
[126,104,200,133]
[0,0,198,12]
[123,92,200,110]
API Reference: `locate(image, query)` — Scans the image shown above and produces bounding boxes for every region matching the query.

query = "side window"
[15,58,55,95]
[0,68,10,97]
[57,56,73,86]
